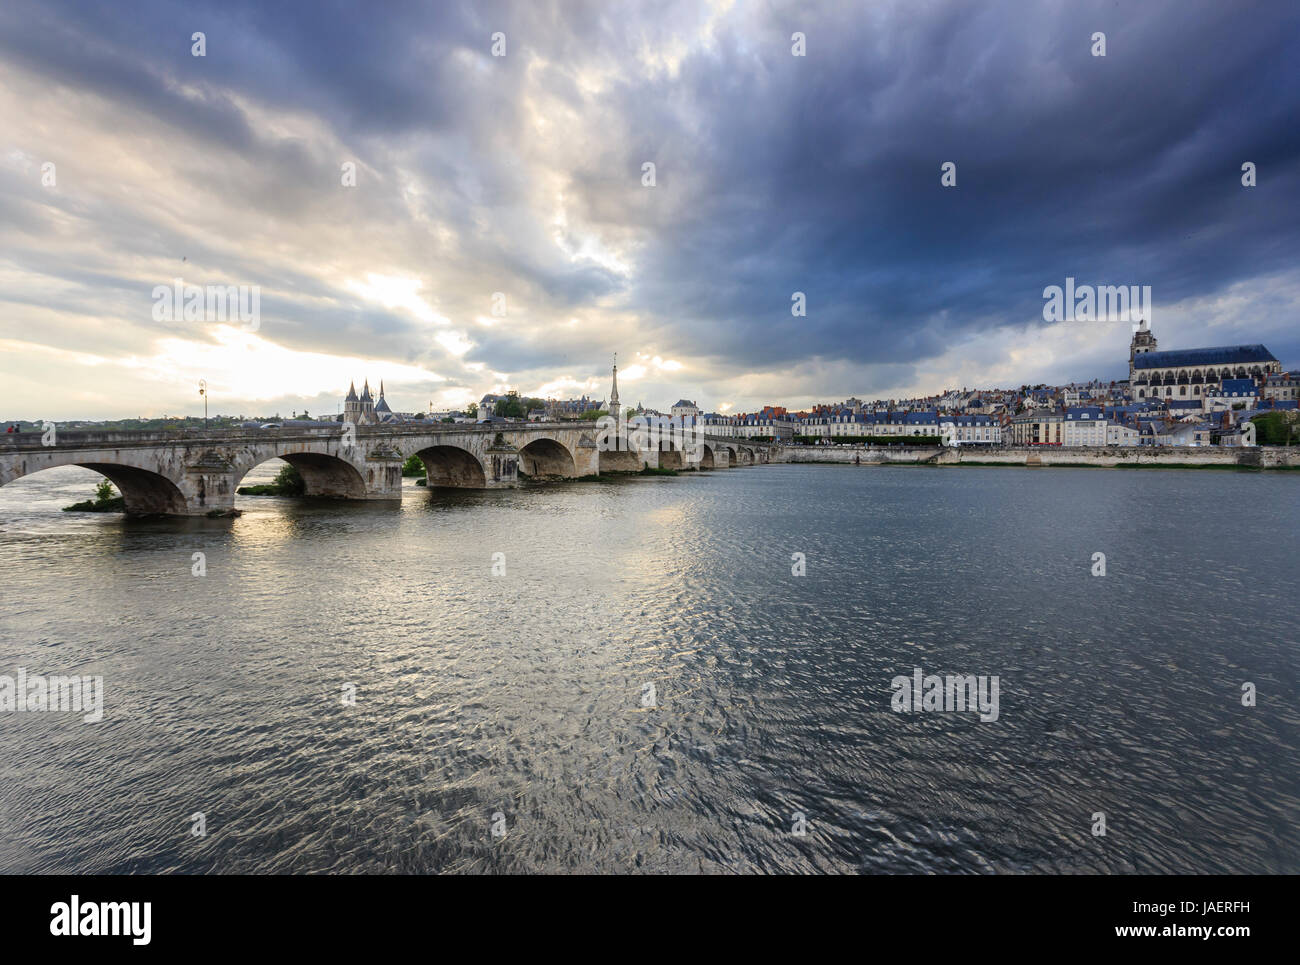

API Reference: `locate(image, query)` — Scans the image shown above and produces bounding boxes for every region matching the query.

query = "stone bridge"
[0,424,775,516]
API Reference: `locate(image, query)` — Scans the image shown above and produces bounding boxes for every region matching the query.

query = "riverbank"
[773,444,1300,470]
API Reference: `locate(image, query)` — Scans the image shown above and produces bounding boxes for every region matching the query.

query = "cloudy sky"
[2,0,1297,421]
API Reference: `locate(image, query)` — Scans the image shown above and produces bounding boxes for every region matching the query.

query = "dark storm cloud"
[607,0,1300,371]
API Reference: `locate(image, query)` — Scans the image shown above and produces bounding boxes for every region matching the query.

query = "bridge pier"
[360,445,405,499]
[575,436,600,476]
[483,437,520,487]
[185,452,240,515]
[679,443,705,471]
[597,446,659,472]
[658,448,684,471]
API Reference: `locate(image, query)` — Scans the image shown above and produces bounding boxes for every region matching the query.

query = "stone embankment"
[775,445,1300,469]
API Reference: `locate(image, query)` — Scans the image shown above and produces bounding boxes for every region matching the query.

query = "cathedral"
[1128,321,1280,400]
[342,379,401,424]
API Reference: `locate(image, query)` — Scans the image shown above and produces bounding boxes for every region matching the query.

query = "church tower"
[1129,317,1158,382]
[343,381,360,424]
[374,380,393,421]
[359,378,376,424]
[608,355,621,423]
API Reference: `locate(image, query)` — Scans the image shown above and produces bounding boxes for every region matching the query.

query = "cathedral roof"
[345,381,358,402]
[360,379,372,401]
[1133,345,1277,369]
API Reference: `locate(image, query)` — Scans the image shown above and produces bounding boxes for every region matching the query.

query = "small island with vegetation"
[237,463,306,496]
[63,479,125,512]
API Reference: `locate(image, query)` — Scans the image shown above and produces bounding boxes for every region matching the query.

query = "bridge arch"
[235,451,367,499]
[2,461,189,516]
[727,445,755,466]
[518,438,576,479]
[410,444,487,488]
[84,463,190,515]
[700,444,716,469]
[0,453,190,516]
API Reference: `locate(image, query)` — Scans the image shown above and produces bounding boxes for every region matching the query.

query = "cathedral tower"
[1129,318,1158,382]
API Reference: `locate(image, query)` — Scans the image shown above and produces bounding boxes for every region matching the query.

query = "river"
[0,462,1296,873]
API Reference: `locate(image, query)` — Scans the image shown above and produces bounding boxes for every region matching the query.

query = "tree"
[494,395,546,419]
[272,463,305,494]
[494,397,526,418]
[1251,412,1298,446]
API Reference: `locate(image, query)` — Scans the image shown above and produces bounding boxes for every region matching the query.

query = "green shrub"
[63,478,124,512]
[237,462,305,496]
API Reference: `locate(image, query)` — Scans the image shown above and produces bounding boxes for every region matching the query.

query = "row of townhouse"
[795,410,1002,444]
[1009,406,1142,446]
[680,371,1295,448]
[1005,400,1293,447]
[701,405,801,439]
[698,413,789,439]
[1262,372,1300,401]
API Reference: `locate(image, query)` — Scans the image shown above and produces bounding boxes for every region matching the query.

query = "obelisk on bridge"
[608,355,621,423]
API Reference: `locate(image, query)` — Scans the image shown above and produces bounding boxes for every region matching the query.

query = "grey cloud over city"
[2,0,1297,419]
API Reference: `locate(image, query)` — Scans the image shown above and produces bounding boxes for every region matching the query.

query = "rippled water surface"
[0,462,1296,873]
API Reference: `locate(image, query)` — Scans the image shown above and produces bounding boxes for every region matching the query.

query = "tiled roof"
[1217,379,1256,395]
[1133,344,1277,369]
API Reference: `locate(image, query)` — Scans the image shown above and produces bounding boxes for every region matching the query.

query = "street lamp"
[199,379,208,430]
